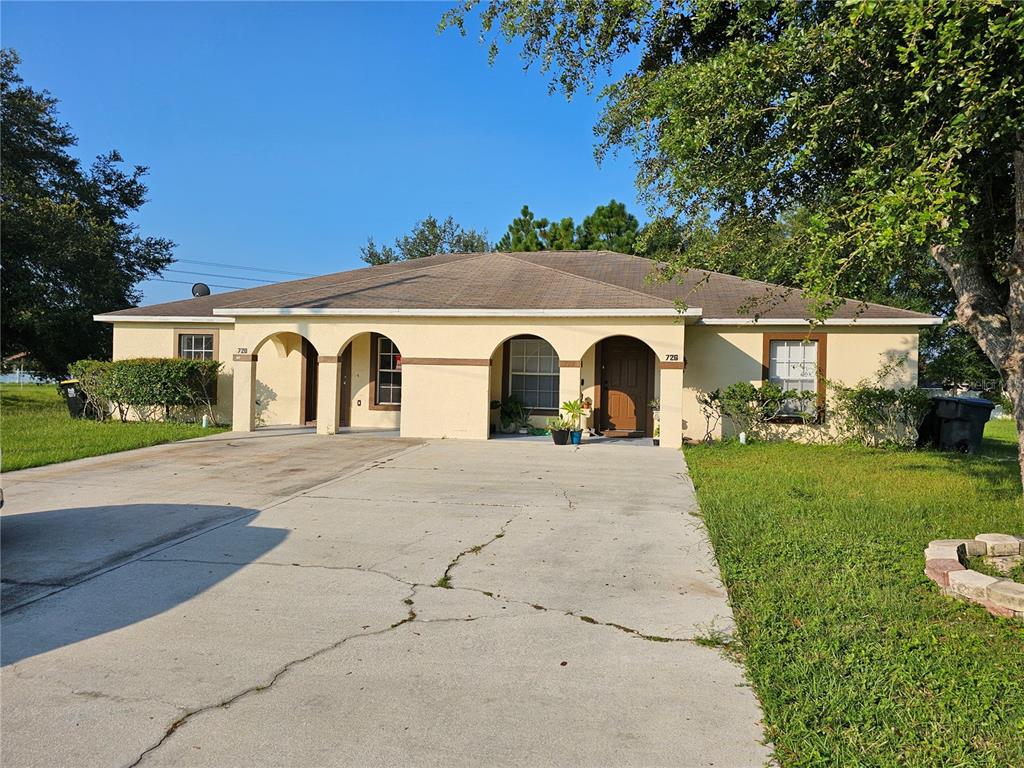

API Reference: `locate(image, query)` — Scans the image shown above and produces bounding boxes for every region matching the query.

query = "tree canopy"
[360,215,489,265]
[576,199,638,253]
[1,50,174,377]
[495,200,639,252]
[444,0,1024,469]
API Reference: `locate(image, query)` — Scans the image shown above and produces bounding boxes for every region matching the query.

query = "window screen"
[376,336,401,405]
[508,337,559,410]
[768,339,818,413]
[178,334,214,360]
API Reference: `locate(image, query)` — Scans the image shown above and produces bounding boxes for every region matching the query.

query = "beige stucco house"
[95,250,938,448]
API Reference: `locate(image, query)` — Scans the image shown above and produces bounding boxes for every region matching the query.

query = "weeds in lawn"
[685,421,1024,767]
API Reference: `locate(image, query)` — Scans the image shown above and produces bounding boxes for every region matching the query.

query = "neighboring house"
[95,251,938,447]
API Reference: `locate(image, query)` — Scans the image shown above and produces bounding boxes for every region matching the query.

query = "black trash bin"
[917,395,994,454]
[59,379,90,419]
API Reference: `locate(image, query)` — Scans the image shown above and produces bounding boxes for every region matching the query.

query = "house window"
[374,335,401,407]
[178,333,214,360]
[765,335,825,415]
[508,337,559,410]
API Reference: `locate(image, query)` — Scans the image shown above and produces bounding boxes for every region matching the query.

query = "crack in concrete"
[434,517,516,589]
[124,582,523,767]
[562,490,578,512]
[121,554,717,766]
[451,585,692,643]
[126,587,420,768]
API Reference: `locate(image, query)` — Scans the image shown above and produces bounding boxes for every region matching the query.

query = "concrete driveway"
[1,432,769,767]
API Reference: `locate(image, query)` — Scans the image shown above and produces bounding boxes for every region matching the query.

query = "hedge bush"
[67,358,221,423]
[699,379,930,447]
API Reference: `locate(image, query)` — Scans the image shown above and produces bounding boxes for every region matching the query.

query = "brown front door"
[600,336,653,436]
[339,344,352,427]
[301,338,318,425]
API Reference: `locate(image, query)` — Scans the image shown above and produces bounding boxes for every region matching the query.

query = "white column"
[659,364,684,449]
[316,357,340,435]
[232,354,258,432]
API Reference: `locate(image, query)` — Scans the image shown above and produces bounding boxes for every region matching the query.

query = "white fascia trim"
[210,307,703,318]
[94,315,236,324]
[698,317,942,327]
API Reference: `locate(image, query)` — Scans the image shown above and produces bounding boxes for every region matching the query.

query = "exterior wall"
[111,322,234,424]
[108,316,922,448]
[680,325,921,441]
[403,363,490,439]
[230,316,688,364]
[218,315,686,446]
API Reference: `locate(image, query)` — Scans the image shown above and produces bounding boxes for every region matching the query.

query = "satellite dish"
[192,282,211,297]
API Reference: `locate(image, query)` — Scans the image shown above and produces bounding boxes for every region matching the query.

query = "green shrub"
[709,382,817,441]
[828,383,931,447]
[68,358,221,424]
[699,369,929,448]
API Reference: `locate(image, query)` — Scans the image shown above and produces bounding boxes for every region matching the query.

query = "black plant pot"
[551,429,570,445]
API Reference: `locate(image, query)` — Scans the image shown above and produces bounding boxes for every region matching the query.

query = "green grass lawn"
[1,383,228,472]
[685,420,1024,768]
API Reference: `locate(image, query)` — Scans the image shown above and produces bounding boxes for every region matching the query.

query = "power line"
[165,268,273,283]
[173,258,315,277]
[148,277,246,290]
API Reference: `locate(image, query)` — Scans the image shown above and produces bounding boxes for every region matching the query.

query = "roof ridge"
[221,252,486,309]
[499,252,679,308]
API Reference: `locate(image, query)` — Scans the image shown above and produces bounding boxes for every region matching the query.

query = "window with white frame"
[178,333,214,360]
[767,338,819,413]
[508,337,559,410]
[375,336,402,406]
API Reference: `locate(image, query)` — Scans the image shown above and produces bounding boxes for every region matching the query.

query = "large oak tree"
[1,50,174,377]
[444,0,1024,484]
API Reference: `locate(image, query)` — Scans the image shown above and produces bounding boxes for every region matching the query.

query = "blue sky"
[2,2,641,305]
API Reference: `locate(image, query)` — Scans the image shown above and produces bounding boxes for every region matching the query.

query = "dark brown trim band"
[401,357,491,366]
[660,361,685,370]
[318,355,341,364]
[559,360,582,368]
[233,353,258,362]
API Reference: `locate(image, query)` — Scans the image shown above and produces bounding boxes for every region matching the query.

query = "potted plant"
[649,398,661,446]
[497,396,528,434]
[561,398,585,445]
[547,416,571,445]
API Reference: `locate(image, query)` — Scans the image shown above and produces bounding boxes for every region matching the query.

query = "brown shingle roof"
[101,251,935,322]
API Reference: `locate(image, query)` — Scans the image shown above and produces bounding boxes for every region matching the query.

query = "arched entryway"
[251,332,319,427]
[333,331,402,431]
[487,334,562,433]
[588,335,657,437]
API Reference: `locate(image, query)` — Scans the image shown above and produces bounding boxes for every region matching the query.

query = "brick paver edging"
[924,534,1024,619]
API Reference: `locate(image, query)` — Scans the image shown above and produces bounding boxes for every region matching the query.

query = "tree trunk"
[1010,132,1024,493]
[931,131,1024,493]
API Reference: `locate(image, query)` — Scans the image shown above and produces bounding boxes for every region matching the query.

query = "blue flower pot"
[570,430,583,445]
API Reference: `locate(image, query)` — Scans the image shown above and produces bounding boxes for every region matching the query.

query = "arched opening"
[251,332,319,427]
[487,334,561,434]
[334,331,402,431]
[585,335,657,437]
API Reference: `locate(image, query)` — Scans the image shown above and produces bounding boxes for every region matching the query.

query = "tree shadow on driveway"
[1,504,287,665]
